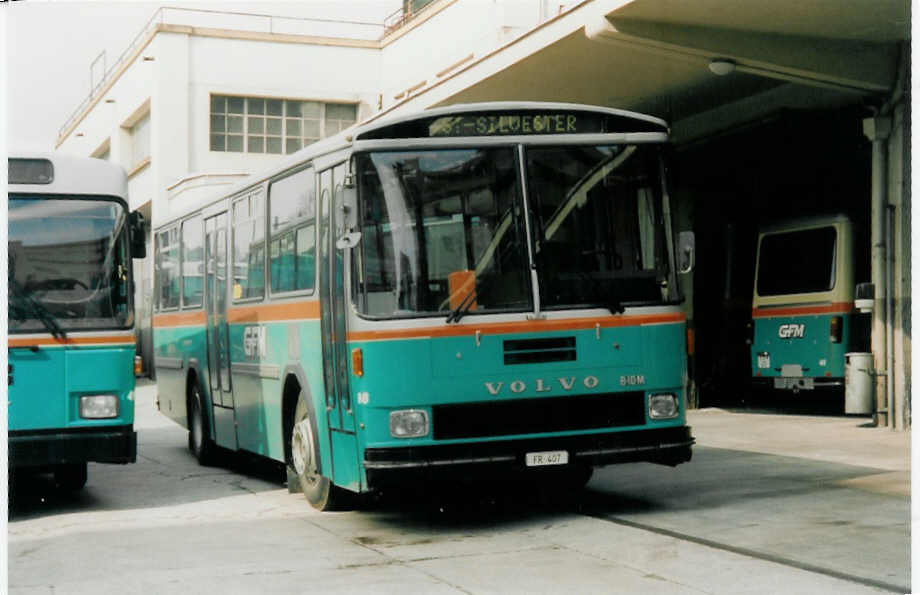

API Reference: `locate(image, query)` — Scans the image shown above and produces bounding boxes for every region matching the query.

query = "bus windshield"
[757,226,837,296]
[354,148,530,317]
[8,196,132,332]
[352,144,673,319]
[527,144,670,310]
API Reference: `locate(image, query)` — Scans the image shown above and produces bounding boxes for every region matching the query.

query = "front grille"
[504,337,576,365]
[432,391,645,440]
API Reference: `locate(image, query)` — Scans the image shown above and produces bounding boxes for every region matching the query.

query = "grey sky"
[5,0,401,151]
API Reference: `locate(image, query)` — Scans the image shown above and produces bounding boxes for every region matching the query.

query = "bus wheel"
[290,392,343,511]
[188,380,216,466]
[54,462,87,491]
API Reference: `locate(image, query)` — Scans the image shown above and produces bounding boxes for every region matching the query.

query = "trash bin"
[845,352,874,414]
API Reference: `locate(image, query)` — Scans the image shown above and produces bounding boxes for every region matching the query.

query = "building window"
[210,95,356,155]
[269,167,316,293]
[155,227,180,310]
[131,114,151,166]
[181,215,204,308]
[232,190,265,301]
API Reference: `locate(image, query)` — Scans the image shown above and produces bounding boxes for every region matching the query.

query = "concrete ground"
[7,381,912,594]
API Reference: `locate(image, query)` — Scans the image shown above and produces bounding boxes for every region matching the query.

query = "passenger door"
[204,211,237,449]
[319,163,359,489]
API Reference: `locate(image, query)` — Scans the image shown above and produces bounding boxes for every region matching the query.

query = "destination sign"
[429,113,589,137]
[354,108,667,141]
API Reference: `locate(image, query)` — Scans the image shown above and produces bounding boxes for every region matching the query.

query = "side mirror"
[341,182,358,231]
[855,282,874,313]
[336,231,362,250]
[677,231,695,274]
[129,211,146,259]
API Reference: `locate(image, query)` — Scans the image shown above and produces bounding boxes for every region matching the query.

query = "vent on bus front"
[432,392,646,440]
[503,337,576,365]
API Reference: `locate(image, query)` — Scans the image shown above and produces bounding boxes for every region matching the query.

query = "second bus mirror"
[677,231,695,274]
[855,282,875,313]
[342,184,358,230]
[336,232,362,250]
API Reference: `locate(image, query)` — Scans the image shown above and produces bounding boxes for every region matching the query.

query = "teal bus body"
[153,103,694,509]
[8,154,142,483]
[750,216,859,392]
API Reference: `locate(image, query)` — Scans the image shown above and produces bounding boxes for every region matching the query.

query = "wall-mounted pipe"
[862,116,891,427]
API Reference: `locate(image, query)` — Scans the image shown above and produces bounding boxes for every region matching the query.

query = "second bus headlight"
[648,393,679,419]
[389,409,429,438]
[80,394,120,419]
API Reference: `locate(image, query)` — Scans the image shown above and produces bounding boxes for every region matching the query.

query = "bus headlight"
[648,393,678,419]
[80,394,120,419]
[389,409,429,438]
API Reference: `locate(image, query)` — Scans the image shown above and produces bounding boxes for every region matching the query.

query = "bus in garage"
[750,215,869,396]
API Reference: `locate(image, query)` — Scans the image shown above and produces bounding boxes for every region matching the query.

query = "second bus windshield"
[353,144,671,318]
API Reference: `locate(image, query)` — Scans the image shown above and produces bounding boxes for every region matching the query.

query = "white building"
[55,1,568,372]
[55,0,909,428]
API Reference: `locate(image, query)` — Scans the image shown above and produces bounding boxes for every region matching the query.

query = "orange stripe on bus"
[226,300,321,323]
[153,311,207,327]
[752,302,853,319]
[8,335,135,347]
[347,312,685,342]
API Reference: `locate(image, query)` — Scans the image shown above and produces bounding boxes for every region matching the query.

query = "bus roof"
[8,151,128,200]
[156,102,669,229]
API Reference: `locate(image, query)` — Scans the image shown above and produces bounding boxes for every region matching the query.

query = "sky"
[4,0,402,151]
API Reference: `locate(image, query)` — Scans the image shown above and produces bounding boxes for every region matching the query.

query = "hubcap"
[291,418,314,476]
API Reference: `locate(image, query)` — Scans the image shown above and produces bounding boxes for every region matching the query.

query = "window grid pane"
[211,96,356,154]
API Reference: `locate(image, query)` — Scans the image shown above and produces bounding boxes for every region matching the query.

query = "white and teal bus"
[153,102,695,510]
[750,215,869,394]
[8,153,146,490]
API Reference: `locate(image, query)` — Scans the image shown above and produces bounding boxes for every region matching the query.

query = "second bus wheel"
[54,462,87,491]
[290,392,347,511]
[188,380,217,465]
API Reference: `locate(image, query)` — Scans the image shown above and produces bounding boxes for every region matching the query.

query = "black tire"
[289,391,346,511]
[188,380,217,465]
[568,464,594,489]
[54,462,87,491]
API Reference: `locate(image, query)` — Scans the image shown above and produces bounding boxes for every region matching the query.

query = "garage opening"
[674,107,872,410]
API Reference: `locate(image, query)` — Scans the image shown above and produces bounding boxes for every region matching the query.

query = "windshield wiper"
[445,286,478,324]
[9,278,67,340]
[571,267,624,315]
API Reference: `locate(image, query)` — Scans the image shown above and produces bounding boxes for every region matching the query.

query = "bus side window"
[269,167,316,294]
[181,215,204,308]
[232,190,265,301]
[155,227,180,310]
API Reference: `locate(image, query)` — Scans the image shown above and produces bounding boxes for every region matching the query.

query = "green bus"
[8,153,146,490]
[153,102,695,510]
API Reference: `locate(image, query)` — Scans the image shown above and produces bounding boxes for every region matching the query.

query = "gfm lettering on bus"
[777,324,806,339]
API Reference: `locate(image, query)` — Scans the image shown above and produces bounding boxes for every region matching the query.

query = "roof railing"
[383,0,438,37]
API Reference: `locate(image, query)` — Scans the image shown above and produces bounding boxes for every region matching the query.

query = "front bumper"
[9,425,137,468]
[364,426,693,489]
[752,376,844,391]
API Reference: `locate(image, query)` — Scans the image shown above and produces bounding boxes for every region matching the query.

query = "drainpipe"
[886,205,894,429]
[862,116,891,427]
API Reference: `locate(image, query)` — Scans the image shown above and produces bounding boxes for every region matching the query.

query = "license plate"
[525,450,569,467]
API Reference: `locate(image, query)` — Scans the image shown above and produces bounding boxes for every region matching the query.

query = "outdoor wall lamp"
[708,58,736,76]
